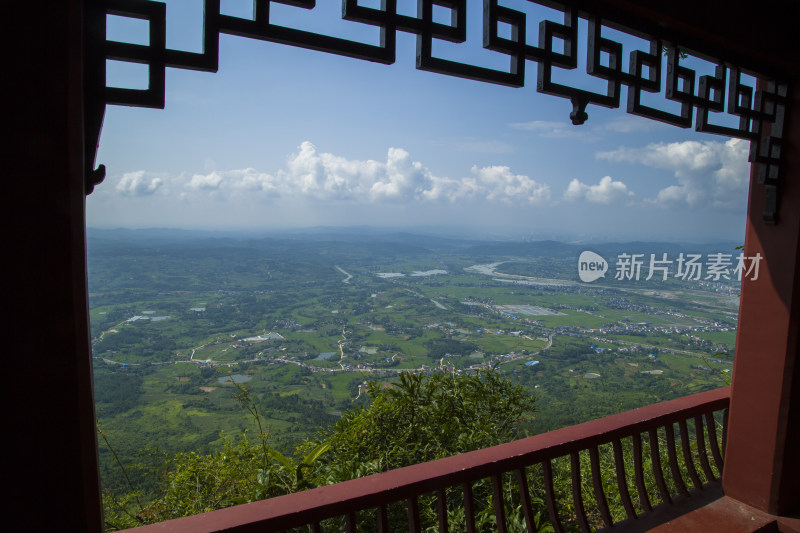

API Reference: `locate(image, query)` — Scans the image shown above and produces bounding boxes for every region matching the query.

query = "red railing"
[127,388,729,533]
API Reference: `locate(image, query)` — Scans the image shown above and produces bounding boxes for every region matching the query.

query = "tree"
[302,367,537,531]
[310,367,536,485]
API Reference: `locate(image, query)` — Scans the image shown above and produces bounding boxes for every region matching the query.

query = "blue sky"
[88,0,755,242]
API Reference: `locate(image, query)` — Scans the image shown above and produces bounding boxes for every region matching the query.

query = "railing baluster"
[678,419,703,490]
[407,496,421,533]
[515,468,536,533]
[722,407,729,459]
[665,423,689,496]
[436,488,448,533]
[612,438,637,520]
[378,504,389,533]
[706,411,725,472]
[695,414,716,481]
[648,428,672,504]
[589,446,613,528]
[463,481,476,533]
[491,474,508,533]
[570,451,591,533]
[121,392,731,533]
[632,432,652,512]
[542,460,564,533]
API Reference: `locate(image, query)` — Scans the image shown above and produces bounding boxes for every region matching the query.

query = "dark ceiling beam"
[562,0,800,79]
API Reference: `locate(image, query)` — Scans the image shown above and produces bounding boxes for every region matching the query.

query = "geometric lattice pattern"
[84,0,789,222]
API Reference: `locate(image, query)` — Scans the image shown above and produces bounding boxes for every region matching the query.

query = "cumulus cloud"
[191,168,283,197]
[471,166,551,205]
[116,171,163,196]
[596,138,749,209]
[180,142,551,206]
[188,172,225,190]
[563,176,633,204]
[284,142,454,202]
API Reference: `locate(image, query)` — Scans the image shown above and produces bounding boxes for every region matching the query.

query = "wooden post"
[723,82,800,515]
[6,0,103,531]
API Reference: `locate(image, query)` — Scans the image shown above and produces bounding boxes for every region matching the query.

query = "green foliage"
[102,432,270,530]
[229,377,270,473]
[94,371,144,416]
[303,368,538,532]
[147,434,265,520]
[100,363,725,533]
[424,338,480,358]
[264,442,330,494]
[101,367,536,530]
[101,380,331,530]
[308,367,536,484]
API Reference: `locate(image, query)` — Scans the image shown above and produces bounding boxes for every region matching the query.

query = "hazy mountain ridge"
[88,227,740,256]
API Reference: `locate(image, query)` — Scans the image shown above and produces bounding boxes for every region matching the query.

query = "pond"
[218,374,252,384]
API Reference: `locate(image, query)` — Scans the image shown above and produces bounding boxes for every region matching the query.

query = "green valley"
[88,228,737,503]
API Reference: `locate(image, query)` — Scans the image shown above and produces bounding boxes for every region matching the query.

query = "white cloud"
[280,142,444,202]
[180,142,551,207]
[188,171,225,190]
[471,166,551,205]
[563,176,633,204]
[596,138,749,209]
[191,168,283,197]
[116,171,163,196]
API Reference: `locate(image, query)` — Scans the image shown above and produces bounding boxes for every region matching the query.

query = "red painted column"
[7,0,103,531]
[724,83,800,515]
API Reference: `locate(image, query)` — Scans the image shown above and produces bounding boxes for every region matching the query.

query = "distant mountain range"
[87,227,740,258]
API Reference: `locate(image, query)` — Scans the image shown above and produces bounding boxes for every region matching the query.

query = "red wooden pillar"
[7,0,103,531]
[724,83,800,515]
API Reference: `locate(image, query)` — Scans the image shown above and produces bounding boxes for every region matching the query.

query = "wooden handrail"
[126,387,730,532]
